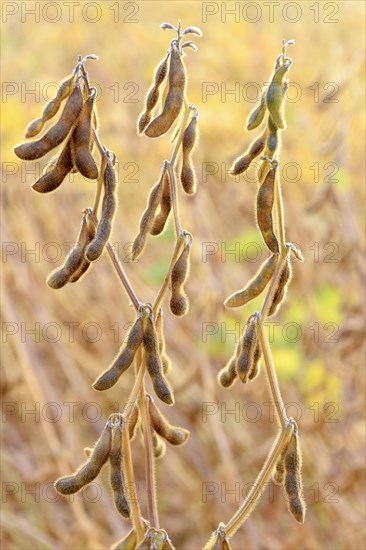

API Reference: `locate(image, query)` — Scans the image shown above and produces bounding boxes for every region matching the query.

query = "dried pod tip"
[182,26,203,37]
[160,22,176,31]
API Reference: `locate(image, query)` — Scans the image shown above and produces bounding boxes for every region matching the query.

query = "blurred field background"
[1,1,365,549]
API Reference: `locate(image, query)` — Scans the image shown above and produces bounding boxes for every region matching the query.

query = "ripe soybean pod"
[150,171,172,235]
[144,43,186,138]
[46,209,93,289]
[170,231,192,316]
[138,51,170,134]
[256,159,279,253]
[109,419,130,518]
[224,254,278,308]
[25,72,76,138]
[266,58,292,130]
[54,419,112,494]
[230,131,266,176]
[284,425,306,523]
[93,314,144,391]
[132,165,167,259]
[86,151,117,261]
[247,90,267,131]
[14,82,83,161]
[72,87,99,179]
[147,394,189,445]
[143,312,174,405]
[32,139,74,193]
[180,107,199,194]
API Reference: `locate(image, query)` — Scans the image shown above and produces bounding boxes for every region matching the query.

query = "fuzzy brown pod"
[72,89,99,179]
[68,210,96,283]
[150,172,171,235]
[268,258,292,316]
[180,113,198,194]
[152,431,166,459]
[247,91,267,131]
[224,254,277,308]
[284,429,306,523]
[138,52,170,134]
[32,139,74,193]
[93,316,144,391]
[230,132,266,176]
[55,420,112,494]
[218,342,240,388]
[170,241,191,316]
[266,59,291,130]
[155,309,171,373]
[266,116,279,156]
[148,395,189,445]
[86,153,117,261]
[46,210,94,289]
[109,424,130,518]
[14,83,83,160]
[207,523,232,550]
[132,169,166,259]
[248,340,262,381]
[256,162,279,253]
[25,73,76,138]
[236,316,259,383]
[143,316,174,405]
[144,45,186,138]
[273,436,291,486]
[126,402,139,440]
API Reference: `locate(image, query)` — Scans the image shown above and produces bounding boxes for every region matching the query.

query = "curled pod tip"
[218,353,238,389]
[148,395,189,445]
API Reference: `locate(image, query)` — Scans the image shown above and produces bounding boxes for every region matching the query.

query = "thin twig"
[140,385,159,529]
[106,242,140,311]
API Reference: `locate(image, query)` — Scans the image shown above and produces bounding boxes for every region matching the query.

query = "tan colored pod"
[138,52,170,134]
[54,421,112,494]
[25,73,76,138]
[236,317,258,383]
[132,169,166,259]
[150,172,171,235]
[46,211,92,289]
[268,258,292,316]
[148,395,189,445]
[143,316,174,405]
[230,132,266,176]
[152,431,166,459]
[256,162,279,253]
[14,83,83,160]
[218,342,240,388]
[181,113,198,194]
[248,340,262,381]
[224,254,277,308]
[72,90,99,179]
[170,242,191,316]
[68,210,96,283]
[273,436,291,486]
[266,60,291,130]
[86,154,117,261]
[284,430,306,523]
[32,139,74,193]
[93,316,144,391]
[144,45,186,138]
[155,309,171,374]
[246,91,267,131]
[109,425,130,518]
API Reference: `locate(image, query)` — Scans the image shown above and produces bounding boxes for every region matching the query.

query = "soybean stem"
[139,380,159,529]
[122,420,145,544]
[257,320,288,429]
[106,242,140,311]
